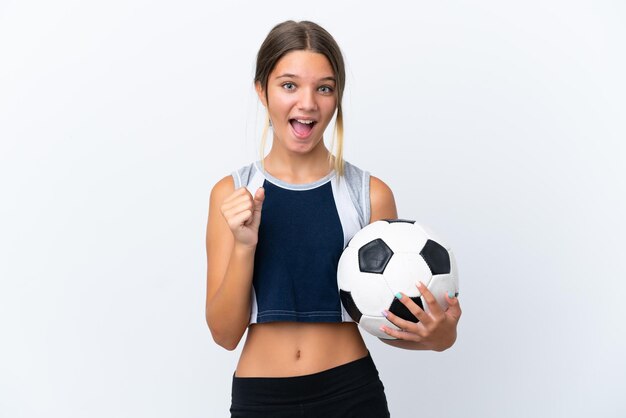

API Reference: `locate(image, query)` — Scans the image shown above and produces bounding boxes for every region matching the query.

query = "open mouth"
[289,119,317,137]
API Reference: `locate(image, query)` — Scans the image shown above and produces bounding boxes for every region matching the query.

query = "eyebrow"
[275,73,336,83]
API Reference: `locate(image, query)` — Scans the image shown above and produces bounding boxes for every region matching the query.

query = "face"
[257,50,338,155]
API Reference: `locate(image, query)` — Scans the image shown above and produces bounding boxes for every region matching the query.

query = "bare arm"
[369,175,398,223]
[205,176,265,350]
[368,175,461,351]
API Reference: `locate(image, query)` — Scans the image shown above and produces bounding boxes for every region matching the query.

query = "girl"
[205,20,462,417]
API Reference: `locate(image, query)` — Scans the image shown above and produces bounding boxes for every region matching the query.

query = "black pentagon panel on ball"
[389,297,424,323]
[358,239,394,274]
[420,239,451,275]
[382,219,416,224]
[340,290,362,323]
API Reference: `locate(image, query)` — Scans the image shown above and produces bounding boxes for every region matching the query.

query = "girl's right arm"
[205,175,265,351]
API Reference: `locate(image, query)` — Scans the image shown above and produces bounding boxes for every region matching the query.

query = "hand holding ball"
[338,219,459,340]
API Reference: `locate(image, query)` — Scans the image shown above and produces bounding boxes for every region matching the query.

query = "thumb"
[445,292,462,320]
[249,187,265,227]
[253,187,265,210]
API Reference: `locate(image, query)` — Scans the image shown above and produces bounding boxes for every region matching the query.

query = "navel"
[295,349,301,360]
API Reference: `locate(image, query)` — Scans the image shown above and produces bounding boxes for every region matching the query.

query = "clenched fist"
[220,187,265,248]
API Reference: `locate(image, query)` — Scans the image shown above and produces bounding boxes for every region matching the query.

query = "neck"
[263,145,334,184]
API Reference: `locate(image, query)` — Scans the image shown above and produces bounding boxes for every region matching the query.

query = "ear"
[255,81,267,108]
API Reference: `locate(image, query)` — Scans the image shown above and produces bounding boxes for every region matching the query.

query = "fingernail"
[416,281,424,288]
[395,292,403,299]
[448,291,456,299]
[381,310,388,317]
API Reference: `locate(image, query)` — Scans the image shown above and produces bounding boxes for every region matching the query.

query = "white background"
[1,1,625,417]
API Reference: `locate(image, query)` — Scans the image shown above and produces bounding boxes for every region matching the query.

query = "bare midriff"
[234,322,368,377]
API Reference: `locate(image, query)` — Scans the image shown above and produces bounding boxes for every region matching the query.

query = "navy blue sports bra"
[232,161,371,324]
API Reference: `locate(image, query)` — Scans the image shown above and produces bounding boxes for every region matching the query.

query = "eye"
[282,82,296,91]
[318,85,334,94]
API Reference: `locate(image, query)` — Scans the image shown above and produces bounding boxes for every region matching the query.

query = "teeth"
[296,119,315,124]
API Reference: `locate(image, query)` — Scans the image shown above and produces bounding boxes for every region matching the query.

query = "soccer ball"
[338,219,459,340]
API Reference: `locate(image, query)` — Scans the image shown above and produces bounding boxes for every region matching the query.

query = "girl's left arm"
[369,175,462,351]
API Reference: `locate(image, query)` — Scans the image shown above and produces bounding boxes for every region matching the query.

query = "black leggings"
[230,351,390,418]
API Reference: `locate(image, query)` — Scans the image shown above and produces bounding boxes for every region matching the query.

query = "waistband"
[231,351,381,406]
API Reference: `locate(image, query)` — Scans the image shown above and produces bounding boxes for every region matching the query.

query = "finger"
[222,199,255,220]
[445,292,462,321]
[253,187,265,212]
[227,209,253,230]
[246,187,265,227]
[254,186,265,202]
[391,291,430,326]
[222,200,252,218]
[221,191,253,212]
[223,186,251,203]
[379,323,419,342]
[416,281,445,318]
[381,307,424,337]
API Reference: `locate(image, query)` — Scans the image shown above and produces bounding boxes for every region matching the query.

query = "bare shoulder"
[206,175,235,240]
[370,175,394,201]
[211,175,235,199]
[210,175,235,205]
[369,175,398,222]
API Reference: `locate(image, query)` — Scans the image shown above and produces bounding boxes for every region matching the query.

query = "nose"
[297,88,318,111]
